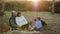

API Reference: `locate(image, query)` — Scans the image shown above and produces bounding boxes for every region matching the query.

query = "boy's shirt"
[35,20,42,29]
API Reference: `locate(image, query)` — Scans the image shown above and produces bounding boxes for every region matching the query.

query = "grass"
[0,11,60,34]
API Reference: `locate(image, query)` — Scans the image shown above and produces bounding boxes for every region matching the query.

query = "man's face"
[12,11,17,16]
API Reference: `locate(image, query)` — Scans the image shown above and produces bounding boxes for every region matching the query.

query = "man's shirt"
[9,16,17,27]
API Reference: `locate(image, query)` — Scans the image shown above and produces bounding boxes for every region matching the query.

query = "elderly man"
[9,11,18,30]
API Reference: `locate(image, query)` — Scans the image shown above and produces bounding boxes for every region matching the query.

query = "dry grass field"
[0,11,60,34]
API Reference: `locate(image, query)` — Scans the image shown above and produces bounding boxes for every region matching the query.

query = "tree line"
[4,1,60,13]
[4,1,51,11]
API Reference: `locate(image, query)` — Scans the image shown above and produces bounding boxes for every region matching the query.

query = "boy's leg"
[33,27,41,31]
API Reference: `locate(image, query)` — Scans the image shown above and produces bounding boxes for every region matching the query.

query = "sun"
[27,0,39,2]
[27,0,39,11]
[32,0,38,3]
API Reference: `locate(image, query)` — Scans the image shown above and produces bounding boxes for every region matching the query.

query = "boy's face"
[36,17,38,21]
[36,18,40,21]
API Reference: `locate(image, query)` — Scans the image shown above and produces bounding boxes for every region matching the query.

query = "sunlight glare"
[32,0,38,3]
[27,0,39,2]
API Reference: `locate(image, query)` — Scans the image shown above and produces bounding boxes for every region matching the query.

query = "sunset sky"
[4,0,60,1]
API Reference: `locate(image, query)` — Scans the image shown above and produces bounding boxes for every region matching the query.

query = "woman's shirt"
[16,16,27,27]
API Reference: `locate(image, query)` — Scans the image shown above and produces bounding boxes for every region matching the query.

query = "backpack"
[41,20,47,26]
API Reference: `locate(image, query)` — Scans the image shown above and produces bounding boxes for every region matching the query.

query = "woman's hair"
[17,12,21,17]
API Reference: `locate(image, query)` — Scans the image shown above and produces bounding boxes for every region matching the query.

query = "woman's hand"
[16,26,22,31]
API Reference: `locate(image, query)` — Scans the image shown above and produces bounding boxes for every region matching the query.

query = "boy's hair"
[34,17,41,21]
[34,19,36,21]
[37,17,41,20]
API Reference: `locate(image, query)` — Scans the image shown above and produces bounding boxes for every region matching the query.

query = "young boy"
[34,17,43,31]
[29,17,47,31]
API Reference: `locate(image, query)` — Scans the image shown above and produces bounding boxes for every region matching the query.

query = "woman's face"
[19,14,21,17]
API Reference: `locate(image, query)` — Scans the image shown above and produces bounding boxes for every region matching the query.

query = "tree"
[0,0,4,16]
[55,1,60,13]
[51,0,55,14]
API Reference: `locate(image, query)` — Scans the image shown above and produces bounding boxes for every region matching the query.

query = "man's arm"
[9,18,17,27]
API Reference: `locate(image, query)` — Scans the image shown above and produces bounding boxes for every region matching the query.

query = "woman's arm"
[22,16,27,24]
